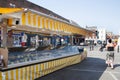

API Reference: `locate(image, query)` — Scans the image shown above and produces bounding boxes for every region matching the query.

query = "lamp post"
[117,32,120,53]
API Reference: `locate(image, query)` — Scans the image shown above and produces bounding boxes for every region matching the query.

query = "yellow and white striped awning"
[0,8,23,14]
[0,8,93,36]
[0,8,24,19]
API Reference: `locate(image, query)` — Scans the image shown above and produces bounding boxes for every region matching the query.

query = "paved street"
[36,46,120,80]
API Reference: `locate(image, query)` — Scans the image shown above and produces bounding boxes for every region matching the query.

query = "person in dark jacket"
[99,41,106,52]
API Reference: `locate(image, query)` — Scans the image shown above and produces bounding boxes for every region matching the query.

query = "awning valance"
[0,8,23,14]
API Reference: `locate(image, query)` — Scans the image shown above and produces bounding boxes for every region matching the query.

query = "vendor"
[7,30,13,47]
[21,33,27,47]
[0,47,8,68]
[0,52,4,67]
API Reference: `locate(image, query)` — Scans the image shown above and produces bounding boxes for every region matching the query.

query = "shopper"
[106,39,114,69]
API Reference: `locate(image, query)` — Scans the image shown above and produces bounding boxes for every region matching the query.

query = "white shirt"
[0,55,3,65]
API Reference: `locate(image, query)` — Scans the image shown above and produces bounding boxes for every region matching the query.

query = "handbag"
[107,52,114,57]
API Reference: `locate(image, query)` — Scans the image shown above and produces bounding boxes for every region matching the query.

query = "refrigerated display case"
[8,46,83,66]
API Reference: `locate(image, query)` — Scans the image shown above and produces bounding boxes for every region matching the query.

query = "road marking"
[68,68,107,73]
[68,68,120,73]
[68,68,119,80]
[109,72,118,80]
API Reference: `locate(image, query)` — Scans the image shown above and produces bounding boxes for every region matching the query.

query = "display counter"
[8,46,80,66]
[0,46,87,80]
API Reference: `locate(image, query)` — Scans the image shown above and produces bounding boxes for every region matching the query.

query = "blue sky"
[28,0,120,34]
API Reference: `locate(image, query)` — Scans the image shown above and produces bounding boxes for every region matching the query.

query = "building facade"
[85,26,97,44]
[98,28,106,42]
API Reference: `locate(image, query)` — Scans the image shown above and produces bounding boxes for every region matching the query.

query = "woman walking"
[106,39,114,69]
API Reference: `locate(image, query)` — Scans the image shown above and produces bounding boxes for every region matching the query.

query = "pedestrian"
[113,41,119,53]
[99,41,106,52]
[113,41,117,47]
[105,39,114,69]
[90,40,94,51]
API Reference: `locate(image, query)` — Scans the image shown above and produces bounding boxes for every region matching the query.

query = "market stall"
[0,8,91,80]
[0,46,87,80]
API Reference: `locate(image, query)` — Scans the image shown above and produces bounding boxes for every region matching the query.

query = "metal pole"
[118,45,119,53]
[1,19,7,47]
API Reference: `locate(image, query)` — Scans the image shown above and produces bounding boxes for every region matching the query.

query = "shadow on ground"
[114,64,120,69]
[36,57,107,80]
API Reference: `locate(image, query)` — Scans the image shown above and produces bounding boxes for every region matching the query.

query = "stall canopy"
[0,8,23,14]
[0,8,93,36]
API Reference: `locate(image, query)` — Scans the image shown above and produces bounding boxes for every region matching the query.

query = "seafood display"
[8,46,84,65]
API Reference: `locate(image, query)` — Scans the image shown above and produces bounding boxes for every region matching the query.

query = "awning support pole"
[1,19,7,47]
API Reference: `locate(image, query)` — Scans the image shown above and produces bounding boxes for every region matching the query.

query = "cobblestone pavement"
[36,45,120,80]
